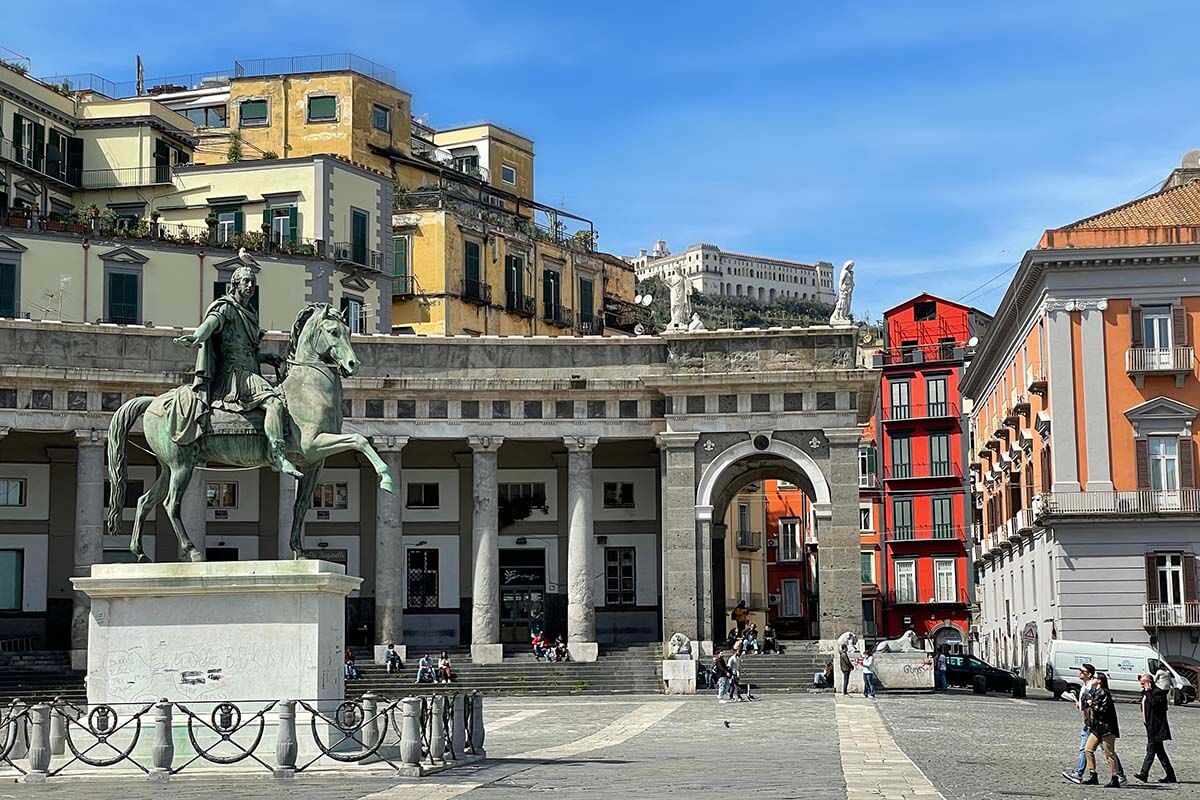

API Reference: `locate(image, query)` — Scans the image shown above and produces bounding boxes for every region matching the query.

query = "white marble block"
[661,658,698,694]
[72,560,361,705]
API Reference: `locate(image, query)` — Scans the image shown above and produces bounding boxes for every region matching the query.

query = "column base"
[569,641,599,662]
[471,643,504,664]
[373,644,407,665]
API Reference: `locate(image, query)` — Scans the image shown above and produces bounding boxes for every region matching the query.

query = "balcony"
[884,524,964,543]
[858,473,881,490]
[333,242,382,271]
[1043,490,1200,517]
[1143,603,1200,628]
[735,530,762,551]
[882,401,959,422]
[0,135,77,186]
[80,165,173,190]
[874,343,963,366]
[727,593,766,612]
[542,304,574,328]
[883,462,962,481]
[886,587,969,606]
[1005,392,1030,424]
[462,278,492,305]
[234,53,399,88]
[392,275,415,298]
[576,314,604,336]
[1126,347,1194,388]
[1026,362,1047,395]
[505,291,535,317]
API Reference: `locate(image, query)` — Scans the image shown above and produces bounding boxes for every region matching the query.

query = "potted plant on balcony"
[149,209,161,240]
[205,210,219,247]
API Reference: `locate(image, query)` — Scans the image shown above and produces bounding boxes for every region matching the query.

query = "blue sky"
[7,2,1200,317]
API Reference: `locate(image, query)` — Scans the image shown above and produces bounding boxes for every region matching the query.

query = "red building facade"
[872,294,990,649]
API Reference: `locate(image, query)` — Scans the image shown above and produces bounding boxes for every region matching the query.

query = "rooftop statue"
[105,258,394,562]
[829,259,855,327]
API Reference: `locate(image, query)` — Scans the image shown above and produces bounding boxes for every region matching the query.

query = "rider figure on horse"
[172,265,304,479]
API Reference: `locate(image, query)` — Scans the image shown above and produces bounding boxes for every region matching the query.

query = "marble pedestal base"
[71,560,361,705]
[570,641,599,662]
[471,644,504,664]
[662,658,698,694]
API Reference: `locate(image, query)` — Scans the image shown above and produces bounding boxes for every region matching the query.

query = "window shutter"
[66,137,84,185]
[0,264,15,317]
[1131,307,1143,348]
[1173,305,1190,347]
[262,209,272,232]
[233,211,244,235]
[394,237,409,279]
[1146,553,1159,604]
[32,122,45,172]
[289,206,298,243]
[1185,553,1198,603]
[1135,437,1151,489]
[1181,436,1196,489]
[11,114,22,153]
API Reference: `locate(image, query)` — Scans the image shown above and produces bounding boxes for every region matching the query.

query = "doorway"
[499,548,546,643]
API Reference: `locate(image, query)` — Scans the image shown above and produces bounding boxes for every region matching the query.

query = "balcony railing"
[1126,347,1194,383]
[882,401,959,422]
[392,275,415,297]
[505,290,535,317]
[886,587,969,606]
[883,462,962,481]
[235,53,399,88]
[80,165,174,189]
[462,278,492,305]
[727,593,766,612]
[576,314,604,336]
[884,524,964,542]
[0,136,76,185]
[858,473,881,490]
[1043,490,1200,516]
[1143,603,1200,628]
[735,530,762,551]
[333,242,382,271]
[542,304,574,328]
[1026,361,1047,394]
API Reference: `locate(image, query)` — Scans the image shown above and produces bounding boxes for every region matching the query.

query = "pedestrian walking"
[862,652,876,699]
[1063,664,1127,785]
[731,601,749,635]
[1134,672,1177,783]
[839,644,853,695]
[1081,673,1122,788]
[727,650,743,701]
[712,653,733,704]
[936,649,948,691]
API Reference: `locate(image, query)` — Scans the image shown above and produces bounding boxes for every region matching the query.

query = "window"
[393,235,410,281]
[0,478,25,507]
[892,499,913,540]
[406,482,440,509]
[858,446,877,487]
[351,208,369,267]
[206,481,238,509]
[499,482,547,509]
[0,550,21,610]
[454,154,479,175]
[312,482,349,510]
[778,518,800,561]
[1143,306,1172,350]
[737,502,751,536]
[339,296,365,334]
[107,272,139,324]
[890,380,910,419]
[860,550,875,584]
[578,277,595,325]
[268,206,297,246]
[0,263,15,318]
[604,547,636,607]
[407,548,438,609]
[935,558,957,603]
[1149,436,1179,492]
[938,337,956,361]
[890,435,911,478]
[306,95,338,123]
[372,104,391,132]
[181,106,227,128]
[927,376,948,417]
[464,240,482,297]
[862,599,877,637]
[930,433,951,477]
[603,482,635,508]
[901,339,919,363]
[542,268,562,319]
[500,164,517,186]
[239,99,268,127]
[216,209,241,244]
[1156,554,1185,605]
[739,561,752,599]
[914,301,937,321]
[781,578,801,617]
[895,559,916,603]
[932,496,954,538]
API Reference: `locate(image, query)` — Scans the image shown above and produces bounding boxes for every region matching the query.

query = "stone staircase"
[349,643,665,697]
[733,641,829,693]
[0,651,86,705]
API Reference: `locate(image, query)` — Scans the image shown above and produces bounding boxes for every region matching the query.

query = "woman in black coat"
[1135,673,1177,783]
[1082,673,1122,787]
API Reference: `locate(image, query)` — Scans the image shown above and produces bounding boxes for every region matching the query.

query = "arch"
[695,436,831,522]
[769,288,776,303]
[929,621,966,650]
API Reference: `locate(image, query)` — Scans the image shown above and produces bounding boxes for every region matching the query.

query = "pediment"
[340,274,372,292]
[0,235,28,254]
[1124,396,1200,423]
[213,253,261,273]
[97,246,149,264]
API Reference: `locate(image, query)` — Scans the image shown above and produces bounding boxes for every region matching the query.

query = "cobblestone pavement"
[877,690,1200,799]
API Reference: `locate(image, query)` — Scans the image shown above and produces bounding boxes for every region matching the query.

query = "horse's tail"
[106,395,154,535]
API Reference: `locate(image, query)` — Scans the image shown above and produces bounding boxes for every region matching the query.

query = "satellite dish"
[634,294,643,305]
[641,295,654,307]
[634,323,646,335]
[967,336,979,347]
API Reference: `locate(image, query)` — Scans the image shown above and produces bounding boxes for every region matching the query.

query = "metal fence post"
[450,692,465,759]
[274,700,297,779]
[428,695,446,765]
[399,697,421,767]
[48,698,67,756]
[149,698,173,781]
[361,693,379,749]
[469,691,485,756]
[23,704,49,783]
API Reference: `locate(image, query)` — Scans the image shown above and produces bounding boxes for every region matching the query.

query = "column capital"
[373,435,410,453]
[563,435,600,452]
[655,431,700,450]
[467,435,504,453]
[74,428,107,446]
[823,427,863,446]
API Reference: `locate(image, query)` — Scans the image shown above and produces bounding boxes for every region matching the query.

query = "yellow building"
[722,483,769,633]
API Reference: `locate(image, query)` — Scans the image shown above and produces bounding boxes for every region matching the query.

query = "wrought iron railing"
[505,291,535,317]
[884,524,964,542]
[393,275,416,297]
[886,587,969,605]
[1143,603,1200,628]
[235,54,399,88]
[462,278,492,305]
[542,304,574,328]
[883,462,962,481]
[727,593,766,611]
[332,242,382,271]
[882,401,959,421]
[80,165,173,189]
[576,314,604,335]
[735,530,762,551]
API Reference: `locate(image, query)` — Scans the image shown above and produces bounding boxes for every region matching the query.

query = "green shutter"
[867,447,877,475]
[579,278,593,319]
[233,211,244,235]
[32,122,44,172]
[10,114,21,153]
[66,137,84,185]
[289,206,298,243]
[0,264,16,317]
[393,236,409,278]
[262,209,272,232]
[464,241,480,282]
[108,273,138,324]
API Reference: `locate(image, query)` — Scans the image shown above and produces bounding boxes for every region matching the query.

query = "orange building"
[964,154,1200,690]
[763,479,817,637]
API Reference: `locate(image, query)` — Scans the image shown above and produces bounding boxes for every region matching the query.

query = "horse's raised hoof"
[130,546,150,563]
[379,474,395,494]
[185,547,205,563]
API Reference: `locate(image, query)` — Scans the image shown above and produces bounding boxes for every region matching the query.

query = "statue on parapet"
[829,259,855,327]
[873,629,922,654]
[663,269,693,332]
[668,632,693,658]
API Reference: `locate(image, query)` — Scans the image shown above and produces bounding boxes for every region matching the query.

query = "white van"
[1045,640,1196,705]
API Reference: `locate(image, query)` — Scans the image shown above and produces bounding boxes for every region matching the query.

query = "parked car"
[1045,640,1195,705]
[945,653,1027,696]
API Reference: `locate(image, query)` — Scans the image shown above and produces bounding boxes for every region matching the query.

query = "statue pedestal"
[662,658,697,694]
[72,560,360,705]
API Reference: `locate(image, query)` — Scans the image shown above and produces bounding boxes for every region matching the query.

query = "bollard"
[23,704,50,783]
[9,701,27,760]
[148,698,173,782]
[274,700,297,779]
[428,695,446,764]
[48,698,67,757]
[398,697,422,767]
[361,693,379,749]
[450,693,465,760]
[469,691,485,756]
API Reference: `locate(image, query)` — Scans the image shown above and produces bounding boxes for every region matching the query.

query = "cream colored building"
[721,483,769,632]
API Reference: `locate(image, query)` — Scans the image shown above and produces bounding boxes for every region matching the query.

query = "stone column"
[468,436,504,664]
[180,462,207,560]
[71,428,106,670]
[277,473,297,559]
[819,428,865,645]
[564,436,599,662]
[374,436,408,664]
[655,432,704,650]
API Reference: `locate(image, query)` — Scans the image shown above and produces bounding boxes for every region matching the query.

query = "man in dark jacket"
[839,645,853,695]
[1135,673,1177,783]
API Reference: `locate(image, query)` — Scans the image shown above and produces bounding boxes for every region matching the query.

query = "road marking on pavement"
[361,701,684,799]
[488,709,547,730]
[1011,698,1035,706]
[836,696,946,800]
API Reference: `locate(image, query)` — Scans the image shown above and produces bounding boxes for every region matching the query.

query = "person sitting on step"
[385,643,403,674]
[415,653,436,684]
